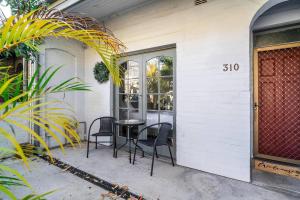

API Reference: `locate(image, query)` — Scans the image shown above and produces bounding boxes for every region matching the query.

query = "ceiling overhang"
[50,0,154,21]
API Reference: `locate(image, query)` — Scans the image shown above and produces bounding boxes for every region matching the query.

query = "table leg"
[115,137,128,158]
[128,126,131,163]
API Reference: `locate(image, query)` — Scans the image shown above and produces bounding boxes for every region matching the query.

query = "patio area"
[7,143,299,200]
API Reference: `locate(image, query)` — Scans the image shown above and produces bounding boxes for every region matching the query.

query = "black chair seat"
[91,132,113,137]
[87,117,116,158]
[133,123,174,176]
[138,138,156,146]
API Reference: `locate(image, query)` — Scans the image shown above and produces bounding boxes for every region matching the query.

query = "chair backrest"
[99,117,115,133]
[155,123,172,146]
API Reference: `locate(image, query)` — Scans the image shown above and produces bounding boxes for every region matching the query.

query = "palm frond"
[0,7,125,84]
[0,163,31,189]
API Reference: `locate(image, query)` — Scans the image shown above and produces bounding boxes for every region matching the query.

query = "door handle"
[254,102,259,110]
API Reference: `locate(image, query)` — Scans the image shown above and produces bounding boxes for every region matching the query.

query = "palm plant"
[0,5,124,200]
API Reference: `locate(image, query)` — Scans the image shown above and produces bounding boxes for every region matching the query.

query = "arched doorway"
[250,0,300,189]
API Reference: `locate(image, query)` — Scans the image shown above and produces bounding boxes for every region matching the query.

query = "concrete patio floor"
[2,143,299,200]
[45,143,299,200]
[2,157,106,200]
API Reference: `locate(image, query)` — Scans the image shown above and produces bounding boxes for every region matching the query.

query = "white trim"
[49,0,81,10]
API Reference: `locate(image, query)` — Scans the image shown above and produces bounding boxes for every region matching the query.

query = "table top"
[115,119,145,126]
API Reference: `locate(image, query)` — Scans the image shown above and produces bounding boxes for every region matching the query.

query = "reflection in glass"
[119,126,128,137]
[120,60,139,80]
[119,109,128,120]
[147,94,159,110]
[128,61,139,78]
[160,77,173,93]
[120,62,128,80]
[146,111,159,137]
[146,58,159,77]
[160,111,174,125]
[160,56,173,76]
[129,109,139,119]
[147,78,158,93]
[119,79,127,93]
[160,94,173,111]
[128,79,139,94]
[119,94,128,108]
[129,94,139,109]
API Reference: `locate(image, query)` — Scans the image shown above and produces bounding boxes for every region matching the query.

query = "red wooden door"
[256,45,300,163]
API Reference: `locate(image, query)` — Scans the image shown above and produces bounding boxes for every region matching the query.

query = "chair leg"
[168,144,175,167]
[155,146,159,159]
[133,144,137,165]
[95,136,97,149]
[151,147,156,176]
[86,136,90,158]
[113,135,116,158]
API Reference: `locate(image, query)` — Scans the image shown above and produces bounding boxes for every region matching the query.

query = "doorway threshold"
[252,159,300,197]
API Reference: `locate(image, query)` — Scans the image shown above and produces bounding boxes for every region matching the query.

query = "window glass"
[160,56,173,76]
[160,94,173,111]
[147,94,159,110]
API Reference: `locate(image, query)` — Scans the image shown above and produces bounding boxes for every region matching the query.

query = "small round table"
[114,119,145,163]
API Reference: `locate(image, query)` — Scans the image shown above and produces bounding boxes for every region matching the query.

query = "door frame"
[111,44,177,157]
[253,41,300,165]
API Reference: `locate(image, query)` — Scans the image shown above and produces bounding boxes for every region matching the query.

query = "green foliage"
[93,62,110,84]
[0,41,42,62]
[0,0,46,61]
[0,0,47,15]
[160,57,173,76]
[0,4,123,199]
[0,65,88,199]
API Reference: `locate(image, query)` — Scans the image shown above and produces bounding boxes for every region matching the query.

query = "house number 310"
[223,63,240,72]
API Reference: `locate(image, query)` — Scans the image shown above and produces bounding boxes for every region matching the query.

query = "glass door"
[115,55,143,137]
[143,49,175,137]
[114,48,176,156]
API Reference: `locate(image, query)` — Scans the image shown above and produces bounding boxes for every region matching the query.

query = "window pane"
[146,57,159,77]
[147,77,158,93]
[160,77,173,93]
[120,62,128,79]
[129,109,139,119]
[119,94,128,108]
[129,94,139,109]
[128,79,139,94]
[146,111,159,137]
[160,111,174,125]
[147,94,159,110]
[128,61,139,78]
[119,79,128,93]
[160,56,173,76]
[121,61,139,79]
[119,109,128,120]
[119,126,127,137]
[160,94,173,111]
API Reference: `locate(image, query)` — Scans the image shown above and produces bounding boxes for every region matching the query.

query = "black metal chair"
[133,123,174,176]
[86,117,116,158]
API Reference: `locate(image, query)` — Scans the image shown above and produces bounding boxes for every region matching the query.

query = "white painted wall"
[0,115,29,158]
[54,0,297,182]
[39,38,86,147]
[84,48,111,142]
[101,0,272,182]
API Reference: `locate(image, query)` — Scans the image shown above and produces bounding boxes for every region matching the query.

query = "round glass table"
[114,119,145,163]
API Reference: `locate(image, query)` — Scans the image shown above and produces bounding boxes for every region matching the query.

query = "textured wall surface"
[84,48,111,143]
[102,0,270,182]
[39,38,86,147]
[49,0,300,182]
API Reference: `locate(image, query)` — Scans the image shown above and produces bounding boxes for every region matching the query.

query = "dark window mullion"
[158,57,161,124]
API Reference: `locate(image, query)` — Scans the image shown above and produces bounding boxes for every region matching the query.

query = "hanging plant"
[94,61,110,84]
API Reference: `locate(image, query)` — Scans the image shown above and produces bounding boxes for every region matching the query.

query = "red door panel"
[258,46,300,161]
